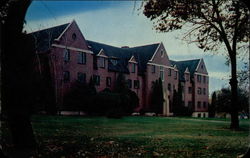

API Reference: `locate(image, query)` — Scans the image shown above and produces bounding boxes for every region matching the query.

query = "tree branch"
[212,0,233,56]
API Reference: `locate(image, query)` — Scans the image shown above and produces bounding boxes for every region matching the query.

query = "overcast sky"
[24,0,239,95]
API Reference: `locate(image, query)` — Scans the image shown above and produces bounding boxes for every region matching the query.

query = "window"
[160,66,164,81]
[152,65,156,73]
[110,59,118,65]
[64,49,70,62]
[197,101,201,108]
[203,88,206,95]
[203,102,207,108]
[203,76,206,83]
[131,63,136,73]
[93,75,100,85]
[188,87,192,94]
[134,80,140,89]
[186,74,189,81]
[127,79,132,88]
[78,52,86,64]
[99,57,105,68]
[203,113,206,118]
[77,72,86,83]
[201,65,204,69]
[197,75,201,82]
[106,77,111,87]
[168,68,171,76]
[72,33,77,40]
[63,71,70,82]
[168,83,171,92]
[174,71,177,79]
[198,87,202,94]
[160,71,164,81]
[198,113,201,118]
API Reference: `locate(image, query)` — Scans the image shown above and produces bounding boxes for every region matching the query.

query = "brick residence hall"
[30,20,209,117]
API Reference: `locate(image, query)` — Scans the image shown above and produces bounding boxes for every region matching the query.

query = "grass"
[2,115,250,158]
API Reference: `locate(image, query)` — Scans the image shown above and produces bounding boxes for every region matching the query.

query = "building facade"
[30,20,209,117]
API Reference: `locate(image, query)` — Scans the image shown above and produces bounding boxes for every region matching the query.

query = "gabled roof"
[170,59,200,81]
[86,40,159,74]
[29,23,70,52]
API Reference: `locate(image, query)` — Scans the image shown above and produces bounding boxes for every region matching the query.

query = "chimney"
[121,46,129,48]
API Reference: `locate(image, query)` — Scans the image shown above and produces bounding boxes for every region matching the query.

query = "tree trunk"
[1,0,36,155]
[229,55,239,129]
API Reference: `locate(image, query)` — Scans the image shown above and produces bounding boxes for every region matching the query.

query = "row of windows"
[197,87,206,95]
[187,87,206,95]
[153,66,177,80]
[197,101,207,108]
[197,75,207,83]
[64,49,87,64]
[64,50,179,79]
[63,71,139,89]
[64,50,137,73]
[127,79,140,89]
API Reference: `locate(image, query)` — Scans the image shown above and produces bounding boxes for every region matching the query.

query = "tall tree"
[151,78,164,114]
[1,0,36,156]
[209,92,217,117]
[143,0,249,129]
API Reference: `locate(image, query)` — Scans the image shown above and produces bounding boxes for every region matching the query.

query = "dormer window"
[174,71,177,79]
[72,33,77,40]
[197,75,201,82]
[201,65,204,69]
[131,63,136,73]
[99,57,105,68]
[186,74,189,81]
[110,59,118,65]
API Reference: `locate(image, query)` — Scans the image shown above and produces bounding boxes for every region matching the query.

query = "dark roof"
[29,23,70,52]
[170,59,200,81]
[86,40,159,74]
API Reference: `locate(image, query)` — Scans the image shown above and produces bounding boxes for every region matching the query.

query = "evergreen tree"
[209,92,217,117]
[151,78,164,114]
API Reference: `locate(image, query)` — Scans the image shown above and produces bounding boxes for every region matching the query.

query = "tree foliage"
[63,73,139,117]
[213,87,249,113]
[143,0,249,52]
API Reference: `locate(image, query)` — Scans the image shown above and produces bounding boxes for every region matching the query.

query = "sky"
[24,0,241,96]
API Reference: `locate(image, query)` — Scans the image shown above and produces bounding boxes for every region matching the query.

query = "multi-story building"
[30,20,209,117]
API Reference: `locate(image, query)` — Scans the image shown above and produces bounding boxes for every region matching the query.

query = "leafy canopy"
[143,0,249,54]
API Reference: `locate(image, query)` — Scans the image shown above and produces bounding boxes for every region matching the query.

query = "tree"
[214,88,249,114]
[114,73,128,94]
[151,79,164,114]
[173,82,192,116]
[1,0,36,156]
[113,73,139,115]
[209,92,217,117]
[143,0,249,129]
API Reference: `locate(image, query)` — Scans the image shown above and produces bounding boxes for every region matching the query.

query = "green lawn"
[2,115,250,158]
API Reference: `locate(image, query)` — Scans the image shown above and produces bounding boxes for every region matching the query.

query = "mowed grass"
[2,115,250,158]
